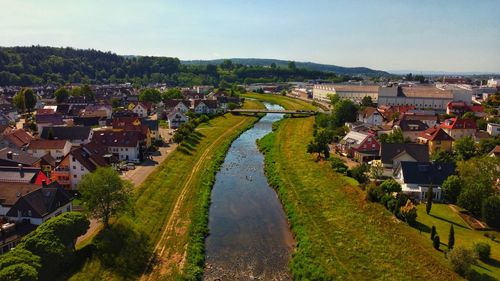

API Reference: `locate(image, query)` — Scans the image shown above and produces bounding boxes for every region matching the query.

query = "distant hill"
[182,58,389,77]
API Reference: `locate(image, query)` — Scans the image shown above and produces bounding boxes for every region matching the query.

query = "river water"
[204,103,294,280]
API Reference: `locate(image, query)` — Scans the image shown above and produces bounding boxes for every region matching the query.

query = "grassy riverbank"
[67,108,260,281]
[252,94,458,280]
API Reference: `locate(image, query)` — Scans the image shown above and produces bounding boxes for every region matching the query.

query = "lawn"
[242,93,317,111]
[67,104,261,281]
[252,94,459,280]
[416,203,500,278]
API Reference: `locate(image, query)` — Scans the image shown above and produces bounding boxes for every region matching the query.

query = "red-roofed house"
[27,139,72,160]
[1,128,34,149]
[92,130,141,162]
[417,127,454,154]
[131,102,153,118]
[439,118,477,139]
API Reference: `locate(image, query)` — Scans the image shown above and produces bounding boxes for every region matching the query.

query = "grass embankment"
[242,93,317,111]
[252,94,458,280]
[416,204,500,278]
[68,106,260,281]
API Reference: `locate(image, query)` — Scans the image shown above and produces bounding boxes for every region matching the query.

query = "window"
[81,167,84,171]
[73,166,76,170]
[73,175,77,178]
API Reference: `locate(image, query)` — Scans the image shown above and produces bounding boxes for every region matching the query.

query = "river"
[204,103,294,280]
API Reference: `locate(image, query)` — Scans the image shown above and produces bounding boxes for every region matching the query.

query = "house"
[27,139,72,160]
[0,128,34,150]
[488,146,500,158]
[142,119,160,140]
[52,143,111,189]
[487,123,500,137]
[394,161,456,201]
[40,126,93,145]
[379,143,429,168]
[440,118,477,139]
[446,101,469,116]
[158,100,191,119]
[131,102,153,118]
[337,131,380,162]
[0,148,40,167]
[112,117,151,148]
[35,114,65,133]
[357,107,384,125]
[73,116,106,127]
[80,104,113,119]
[401,112,439,127]
[0,166,41,184]
[5,183,73,225]
[91,130,141,162]
[194,100,219,115]
[417,127,454,154]
[393,119,429,142]
[167,110,189,129]
[216,96,241,111]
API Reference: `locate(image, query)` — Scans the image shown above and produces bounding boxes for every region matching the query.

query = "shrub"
[430,226,436,240]
[330,157,348,174]
[433,235,440,250]
[448,225,455,250]
[365,183,384,202]
[482,195,500,228]
[449,246,476,276]
[472,242,491,261]
[349,164,368,184]
[399,200,417,225]
[379,179,402,193]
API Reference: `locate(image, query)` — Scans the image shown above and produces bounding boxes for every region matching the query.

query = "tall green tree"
[331,99,357,126]
[54,87,70,103]
[13,88,37,112]
[361,96,374,107]
[482,195,500,228]
[448,225,455,250]
[441,175,462,204]
[139,88,162,103]
[79,167,132,228]
[453,136,477,161]
[426,185,433,214]
[81,84,95,101]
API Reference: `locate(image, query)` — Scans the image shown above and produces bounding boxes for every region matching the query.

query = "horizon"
[1,0,499,73]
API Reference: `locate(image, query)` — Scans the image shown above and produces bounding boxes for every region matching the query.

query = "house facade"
[440,118,477,140]
[337,131,380,162]
[417,127,454,154]
[357,107,384,125]
[487,123,500,137]
[27,139,72,161]
[167,110,189,129]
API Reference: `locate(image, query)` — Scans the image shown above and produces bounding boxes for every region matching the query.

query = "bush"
[348,164,368,184]
[472,242,491,261]
[399,200,417,225]
[330,157,348,174]
[482,195,500,228]
[449,246,476,276]
[430,226,436,240]
[365,183,383,202]
[433,235,440,250]
[379,179,402,193]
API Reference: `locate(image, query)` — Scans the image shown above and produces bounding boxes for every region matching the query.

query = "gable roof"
[398,161,455,185]
[340,131,371,148]
[40,126,92,141]
[92,130,141,148]
[418,127,454,141]
[489,146,500,158]
[194,99,218,109]
[440,118,477,130]
[0,166,40,183]
[0,148,39,166]
[3,129,34,148]
[0,182,40,206]
[162,99,191,108]
[6,184,72,218]
[394,119,429,132]
[66,143,109,172]
[35,114,64,125]
[28,139,69,150]
[380,143,429,165]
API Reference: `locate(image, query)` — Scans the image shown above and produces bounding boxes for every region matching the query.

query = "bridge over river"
[229,109,317,116]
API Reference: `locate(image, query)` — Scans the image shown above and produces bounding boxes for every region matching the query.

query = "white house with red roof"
[27,139,72,161]
[357,107,384,125]
[439,118,477,139]
[131,102,153,118]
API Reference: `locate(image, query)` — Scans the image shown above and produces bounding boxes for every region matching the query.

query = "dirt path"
[141,118,249,281]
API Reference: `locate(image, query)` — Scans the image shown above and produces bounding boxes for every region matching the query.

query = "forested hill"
[0,46,386,87]
[182,58,389,77]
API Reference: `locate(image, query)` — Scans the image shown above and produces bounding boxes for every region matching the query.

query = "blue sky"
[1,0,499,72]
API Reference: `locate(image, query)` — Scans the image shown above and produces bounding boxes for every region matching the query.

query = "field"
[242,93,317,111]
[67,108,260,281]
[416,204,500,278]
[252,94,459,280]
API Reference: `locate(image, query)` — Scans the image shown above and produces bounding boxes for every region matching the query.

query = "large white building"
[313,84,379,103]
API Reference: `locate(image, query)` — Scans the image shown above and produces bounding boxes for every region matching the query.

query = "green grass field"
[242,93,317,111]
[252,94,459,280]
[416,204,500,278]
[67,109,260,281]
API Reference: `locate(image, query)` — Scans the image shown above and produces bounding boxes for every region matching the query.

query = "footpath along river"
[204,103,294,280]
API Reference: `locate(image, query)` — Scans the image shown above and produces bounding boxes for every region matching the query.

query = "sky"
[1,0,500,73]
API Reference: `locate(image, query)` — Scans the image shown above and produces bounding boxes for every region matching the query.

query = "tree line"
[0,46,350,87]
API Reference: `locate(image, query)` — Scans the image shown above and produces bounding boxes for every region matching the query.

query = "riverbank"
[67,107,262,281]
[252,94,458,280]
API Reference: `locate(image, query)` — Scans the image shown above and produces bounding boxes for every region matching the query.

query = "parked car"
[126,163,136,170]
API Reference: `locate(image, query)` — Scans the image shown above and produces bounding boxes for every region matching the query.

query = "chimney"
[41,179,47,188]
[18,164,24,178]
[7,151,13,160]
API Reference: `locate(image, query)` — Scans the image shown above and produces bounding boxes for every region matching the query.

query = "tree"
[430,225,436,240]
[462,112,475,119]
[482,195,500,228]
[288,61,297,71]
[430,149,455,163]
[79,167,132,228]
[54,87,70,103]
[478,138,500,155]
[472,242,491,261]
[453,136,477,161]
[449,247,476,276]
[307,128,332,160]
[448,225,455,250]
[218,79,230,90]
[349,164,369,184]
[369,161,384,180]
[441,175,462,204]
[457,157,499,216]
[329,94,340,105]
[81,84,95,101]
[0,248,41,281]
[161,88,183,100]
[382,128,405,144]
[433,235,440,250]
[13,88,37,112]
[331,99,357,126]
[361,96,374,107]
[426,185,433,214]
[139,88,162,103]
[330,157,348,174]
[379,179,402,193]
